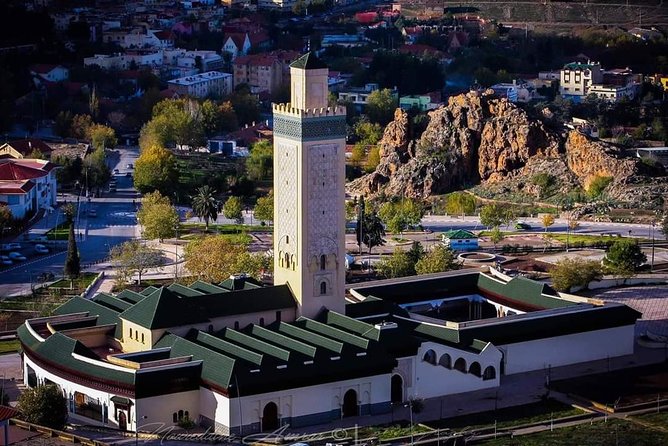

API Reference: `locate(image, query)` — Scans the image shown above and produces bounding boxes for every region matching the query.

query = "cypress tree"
[64,221,80,279]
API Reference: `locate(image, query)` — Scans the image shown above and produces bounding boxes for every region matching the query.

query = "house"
[0,159,58,218]
[628,27,663,41]
[587,83,637,103]
[233,54,284,96]
[0,139,53,160]
[490,81,535,103]
[559,61,603,101]
[441,229,479,251]
[29,64,69,83]
[167,71,233,98]
[17,53,640,436]
[399,95,439,112]
[222,33,251,59]
[226,121,272,147]
[338,84,398,113]
[321,34,367,48]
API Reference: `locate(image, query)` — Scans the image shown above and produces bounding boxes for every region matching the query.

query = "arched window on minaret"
[320,254,326,270]
[320,281,327,295]
[285,252,290,269]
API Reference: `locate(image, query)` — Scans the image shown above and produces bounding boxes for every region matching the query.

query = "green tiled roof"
[219,276,263,291]
[223,328,291,361]
[193,330,263,365]
[55,297,123,338]
[299,317,370,350]
[323,311,380,341]
[290,52,327,70]
[116,289,145,304]
[140,286,159,296]
[189,281,228,294]
[476,274,572,311]
[168,283,205,297]
[155,333,235,389]
[443,229,476,240]
[249,324,317,358]
[92,293,133,312]
[278,321,343,353]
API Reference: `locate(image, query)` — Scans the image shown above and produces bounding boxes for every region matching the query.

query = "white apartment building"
[559,62,603,100]
[258,0,297,9]
[167,71,233,98]
[588,83,637,102]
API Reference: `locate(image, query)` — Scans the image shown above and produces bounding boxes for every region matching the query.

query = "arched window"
[234,321,240,330]
[391,375,403,404]
[260,317,265,327]
[320,281,327,295]
[422,349,437,365]
[262,402,278,431]
[208,324,214,333]
[178,410,184,421]
[141,333,145,344]
[342,389,358,417]
[284,253,290,269]
[438,353,452,369]
[483,366,496,380]
[173,413,177,423]
[184,411,189,419]
[469,361,481,377]
[454,358,467,373]
[286,235,289,244]
[320,254,326,270]
[129,328,133,339]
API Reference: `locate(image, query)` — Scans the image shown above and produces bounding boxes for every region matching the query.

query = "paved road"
[421,215,666,240]
[0,147,140,297]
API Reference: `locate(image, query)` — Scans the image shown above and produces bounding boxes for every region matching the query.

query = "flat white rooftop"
[168,71,231,86]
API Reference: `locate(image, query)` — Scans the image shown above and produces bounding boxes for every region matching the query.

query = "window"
[285,235,289,244]
[260,317,265,327]
[234,321,240,330]
[173,413,178,423]
[320,254,326,270]
[129,328,133,339]
[285,253,290,269]
[141,333,145,344]
[276,311,281,323]
[320,281,327,295]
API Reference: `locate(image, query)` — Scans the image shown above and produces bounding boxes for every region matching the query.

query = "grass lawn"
[49,272,99,290]
[181,233,252,244]
[357,423,433,440]
[180,223,271,234]
[478,417,668,445]
[427,399,584,431]
[45,222,71,240]
[544,233,647,244]
[0,340,20,354]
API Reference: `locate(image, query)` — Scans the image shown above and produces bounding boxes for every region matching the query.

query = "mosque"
[18,53,640,434]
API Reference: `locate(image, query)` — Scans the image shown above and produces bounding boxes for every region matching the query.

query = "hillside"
[347,90,668,209]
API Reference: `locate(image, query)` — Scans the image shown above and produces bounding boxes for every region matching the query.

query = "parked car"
[109,186,117,192]
[35,244,49,254]
[113,169,120,174]
[8,252,26,261]
[0,243,21,251]
[515,222,532,230]
[125,172,132,178]
[126,163,133,169]
[0,256,12,266]
[88,209,97,217]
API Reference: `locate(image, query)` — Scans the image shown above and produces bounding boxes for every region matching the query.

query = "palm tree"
[191,186,219,231]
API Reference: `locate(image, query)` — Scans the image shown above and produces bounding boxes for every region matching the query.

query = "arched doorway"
[118,411,127,431]
[391,375,403,404]
[262,402,279,431]
[342,389,358,417]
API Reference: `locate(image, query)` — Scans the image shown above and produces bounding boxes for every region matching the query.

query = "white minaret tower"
[272,53,347,318]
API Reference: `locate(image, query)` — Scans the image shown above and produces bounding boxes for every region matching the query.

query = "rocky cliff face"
[347,90,667,208]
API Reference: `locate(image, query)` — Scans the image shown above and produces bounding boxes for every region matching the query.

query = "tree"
[191,185,219,230]
[376,248,415,278]
[0,205,12,244]
[415,245,459,275]
[200,99,222,137]
[365,89,398,125]
[551,258,603,292]
[70,114,93,139]
[184,235,249,283]
[378,199,424,233]
[354,118,383,145]
[407,241,425,265]
[489,226,505,251]
[480,204,504,229]
[223,196,243,223]
[110,240,164,286]
[365,146,381,172]
[219,101,239,132]
[88,124,117,151]
[356,211,386,254]
[234,251,272,280]
[246,140,273,181]
[603,239,647,277]
[531,173,555,199]
[137,192,179,241]
[27,148,46,159]
[445,192,476,217]
[541,214,555,232]
[64,219,80,279]
[134,144,179,195]
[17,385,68,430]
[587,175,613,199]
[254,192,274,223]
[230,86,260,126]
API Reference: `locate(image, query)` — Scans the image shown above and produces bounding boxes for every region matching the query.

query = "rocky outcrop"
[564,130,637,189]
[348,91,562,198]
[347,91,668,208]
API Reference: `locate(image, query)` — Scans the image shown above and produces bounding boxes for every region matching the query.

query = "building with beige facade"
[167,71,233,98]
